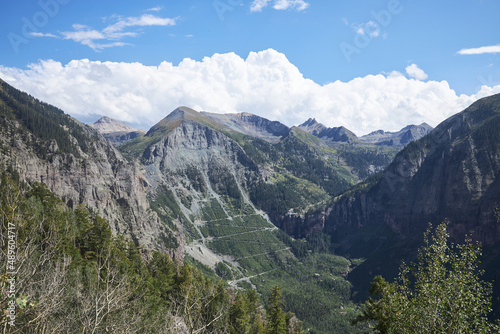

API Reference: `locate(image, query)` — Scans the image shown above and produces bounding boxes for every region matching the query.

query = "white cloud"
[145,6,163,12]
[250,0,271,12]
[102,14,176,35]
[31,14,177,51]
[250,0,309,12]
[273,0,309,11]
[29,32,58,38]
[405,64,428,81]
[1,49,499,136]
[458,45,500,55]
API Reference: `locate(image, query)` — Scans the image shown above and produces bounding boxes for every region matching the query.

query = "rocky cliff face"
[324,93,500,246]
[0,79,183,259]
[140,119,260,188]
[120,107,268,268]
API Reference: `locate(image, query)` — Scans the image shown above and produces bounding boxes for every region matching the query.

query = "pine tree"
[229,292,251,334]
[266,286,287,334]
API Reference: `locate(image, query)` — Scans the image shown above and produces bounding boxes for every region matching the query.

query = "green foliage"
[215,261,233,280]
[353,222,500,333]
[250,173,328,220]
[147,252,176,299]
[338,145,397,179]
[185,164,207,193]
[75,205,112,260]
[472,114,500,152]
[275,228,333,258]
[0,79,94,158]
[305,231,332,254]
[0,174,312,333]
[241,138,280,164]
[277,135,352,196]
[118,130,164,160]
[191,188,363,333]
[266,286,288,334]
[229,290,267,334]
[208,165,243,207]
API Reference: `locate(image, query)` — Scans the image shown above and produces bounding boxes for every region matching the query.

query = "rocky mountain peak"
[301,118,319,127]
[166,106,200,121]
[90,116,144,135]
[298,118,357,143]
[147,106,219,137]
[90,116,146,146]
[298,118,325,132]
[360,122,433,147]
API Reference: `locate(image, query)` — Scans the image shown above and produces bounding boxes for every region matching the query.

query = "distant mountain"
[89,116,146,146]
[360,123,433,146]
[201,111,290,143]
[299,118,432,147]
[298,118,358,143]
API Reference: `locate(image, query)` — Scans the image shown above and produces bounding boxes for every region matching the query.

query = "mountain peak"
[90,116,144,135]
[360,123,433,146]
[298,118,357,143]
[94,116,113,123]
[164,106,201,121]
[300,118,319,127]
[147,106,224,137]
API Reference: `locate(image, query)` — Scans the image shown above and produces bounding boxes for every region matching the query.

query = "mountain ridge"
[323,93,500,245]
[360,122,433,146]
[0,78,183,258]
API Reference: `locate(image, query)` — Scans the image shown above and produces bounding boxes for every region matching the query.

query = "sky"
[0,0,499,135]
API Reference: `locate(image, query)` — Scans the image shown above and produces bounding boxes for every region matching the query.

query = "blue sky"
[0,0,499,134]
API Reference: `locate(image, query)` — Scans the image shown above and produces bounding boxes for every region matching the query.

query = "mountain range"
[1,76,499,332]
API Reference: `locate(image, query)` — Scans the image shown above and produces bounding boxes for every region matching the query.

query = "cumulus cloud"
[458,45,500,55]
[1,49,499,135]
[405,64,428,81]
[250,0,309,12]
[31,14,177,51]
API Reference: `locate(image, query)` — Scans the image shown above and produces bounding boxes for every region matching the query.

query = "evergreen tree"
[229,292,251,333]
[266,286,287,334]
[353,222,500,333]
